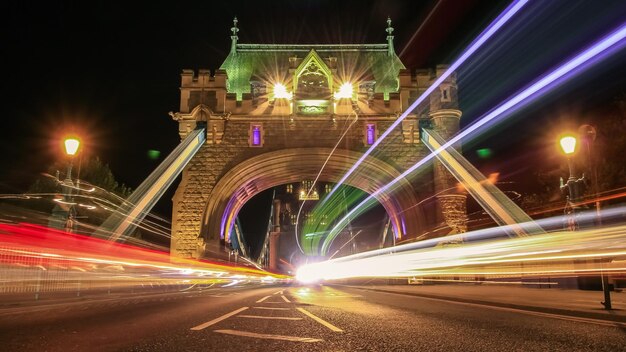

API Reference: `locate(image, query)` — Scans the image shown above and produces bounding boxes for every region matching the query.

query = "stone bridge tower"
[169,18,466,258]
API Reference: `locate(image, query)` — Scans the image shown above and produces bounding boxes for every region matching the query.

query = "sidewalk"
[342,283,626,322]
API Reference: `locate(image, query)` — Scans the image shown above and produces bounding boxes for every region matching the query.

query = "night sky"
[2,1,625,234]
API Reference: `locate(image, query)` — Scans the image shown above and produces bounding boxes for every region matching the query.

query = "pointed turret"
[386,17,395,56]
[230,17,239,54]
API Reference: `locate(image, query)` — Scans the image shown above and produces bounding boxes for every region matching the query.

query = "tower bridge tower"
[169,18,466,259]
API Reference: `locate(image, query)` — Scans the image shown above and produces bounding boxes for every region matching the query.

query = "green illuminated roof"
[219,43,405,101]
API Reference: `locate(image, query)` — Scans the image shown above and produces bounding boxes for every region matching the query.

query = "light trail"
[323,22,626,251]
[297,221,626,284]
[321,0,529,204]
[323,204,626,267]
[293,111,359,254]
[0,223,288,297]
[399,0,444,58]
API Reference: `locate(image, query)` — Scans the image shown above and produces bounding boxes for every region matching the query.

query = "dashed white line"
[256,295,271,303]
[252,307,290,310]
[214,329,323,343]
[281,295,291,303]
[190,306,248,331]
[296,307,343,332]
[238,315,302,320]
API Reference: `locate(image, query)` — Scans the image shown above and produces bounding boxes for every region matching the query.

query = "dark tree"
[29,156,131,198]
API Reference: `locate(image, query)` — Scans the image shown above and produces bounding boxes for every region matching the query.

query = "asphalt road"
[1,284,625,351]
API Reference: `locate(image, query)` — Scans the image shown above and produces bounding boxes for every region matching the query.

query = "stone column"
[269,232,280,272]
[429,66,467,235]
[269,199,282,272]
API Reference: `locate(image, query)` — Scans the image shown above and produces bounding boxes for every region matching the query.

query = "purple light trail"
[323,22,626,251]
[321,0,529,205]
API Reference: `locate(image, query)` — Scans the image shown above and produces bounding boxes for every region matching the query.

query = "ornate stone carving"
[401,119,419,144]
[207,119,225,144]
[438,194,468,235]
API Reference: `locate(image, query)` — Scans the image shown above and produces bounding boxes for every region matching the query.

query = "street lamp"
[558,132,611,309]
[559,134,586,231]
[64,137,80,179]
[63,137,80,232]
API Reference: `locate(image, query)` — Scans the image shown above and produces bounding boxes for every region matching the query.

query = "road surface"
[1,285,625,351]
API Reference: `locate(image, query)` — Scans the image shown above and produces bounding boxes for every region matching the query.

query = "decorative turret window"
[365,123,377,145]
[440,85,451,102]
[249,123,264,147]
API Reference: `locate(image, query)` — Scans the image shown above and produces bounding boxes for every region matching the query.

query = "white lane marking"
[273,290,284,295]
[281,295,291,303]
[258,302,288,304]
[238,315,303,320]
[256,295,271,303]
[252,307,290,310]
[296,307,343,332]
[359,289,626,328]
[190,307,248,330]
[214,329,323,343]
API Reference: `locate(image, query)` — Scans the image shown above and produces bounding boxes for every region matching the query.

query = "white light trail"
[323,22,626,250]
[297,223,626,283]
[322,0,529,204]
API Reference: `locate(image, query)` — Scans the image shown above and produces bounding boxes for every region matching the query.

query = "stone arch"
[199,147,425,247]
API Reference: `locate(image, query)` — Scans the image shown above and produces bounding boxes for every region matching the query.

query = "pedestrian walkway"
[343,283,626,322]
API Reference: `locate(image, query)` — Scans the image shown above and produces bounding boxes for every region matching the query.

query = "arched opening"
[236,182,391,270]
[200,148,426,256]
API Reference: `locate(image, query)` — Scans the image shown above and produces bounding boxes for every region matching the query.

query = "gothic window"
[441,86,451,102]
[286,184,293,193]
[324,184,332,194]
[297,61,330,100]
[249,124,263,147]
[365,123,377,145]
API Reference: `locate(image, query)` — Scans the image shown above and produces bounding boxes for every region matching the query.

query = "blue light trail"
[322,22,626,254]
[321,0,529,204]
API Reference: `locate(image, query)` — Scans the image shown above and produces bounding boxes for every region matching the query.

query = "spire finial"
[230,17,239,53]
[386,17,395,56]
[231,17,239,37]
[386,16,394,35]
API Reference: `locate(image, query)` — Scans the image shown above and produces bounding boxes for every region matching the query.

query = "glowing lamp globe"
[334,82,354,99]
[64,138,80,156]
[559,136,577,155]
[273,83,292,100]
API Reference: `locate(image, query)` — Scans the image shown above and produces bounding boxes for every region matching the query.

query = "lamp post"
[559,135,586,231]
[558,132,611,309]
[63,137,80,233]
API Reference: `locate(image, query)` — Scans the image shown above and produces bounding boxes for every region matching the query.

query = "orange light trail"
[0,223,288,296]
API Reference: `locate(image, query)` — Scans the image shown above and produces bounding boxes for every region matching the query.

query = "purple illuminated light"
[328,23,626,241]
[366,124,376,145]
[252,125,261,146]
[322,0,529,204]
